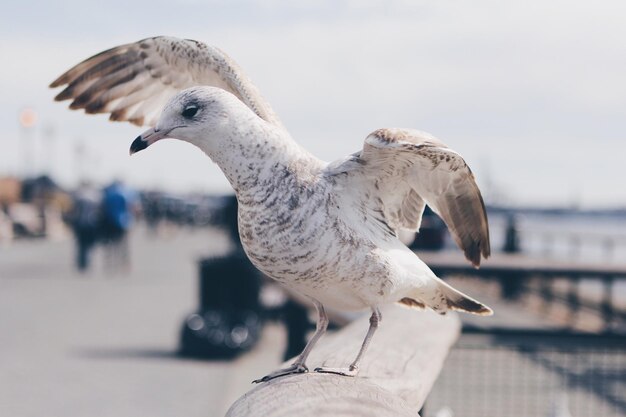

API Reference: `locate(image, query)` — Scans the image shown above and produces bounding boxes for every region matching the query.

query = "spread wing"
[50,36,282,128]
[334,128,490,267]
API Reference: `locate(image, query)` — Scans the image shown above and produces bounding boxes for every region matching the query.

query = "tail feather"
[438,278,493,316]
[406,278,493,316]
[446,291,493,316]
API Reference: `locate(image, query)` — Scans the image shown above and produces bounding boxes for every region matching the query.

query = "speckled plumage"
[52,36,492,380]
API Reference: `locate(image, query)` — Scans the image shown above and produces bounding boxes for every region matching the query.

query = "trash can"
[180,254,262,359]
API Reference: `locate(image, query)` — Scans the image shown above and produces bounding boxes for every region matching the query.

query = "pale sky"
[1,0,625,208]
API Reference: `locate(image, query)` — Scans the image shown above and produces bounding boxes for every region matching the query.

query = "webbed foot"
[314,365,359,377]
[252,363,309,383]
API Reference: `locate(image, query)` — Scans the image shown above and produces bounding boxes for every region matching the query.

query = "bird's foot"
[252,363,308,384]
[314,364,359,377]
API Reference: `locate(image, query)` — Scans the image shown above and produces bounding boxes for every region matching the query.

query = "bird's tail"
[399,277,493,316]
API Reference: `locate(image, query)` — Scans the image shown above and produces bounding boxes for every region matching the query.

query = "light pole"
[18,108,37,179]
[42,123,57,178]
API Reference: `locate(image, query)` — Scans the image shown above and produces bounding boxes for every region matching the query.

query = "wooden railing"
[226,306,461,417]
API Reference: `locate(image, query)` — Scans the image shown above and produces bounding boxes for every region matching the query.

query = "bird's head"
[129,86,237,155]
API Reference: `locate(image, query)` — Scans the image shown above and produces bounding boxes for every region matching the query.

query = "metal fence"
[423,330,626,417]
[431,268,626,333]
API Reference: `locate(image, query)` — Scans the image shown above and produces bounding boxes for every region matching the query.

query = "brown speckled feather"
[336,128,490,267]
[50,36,282,128]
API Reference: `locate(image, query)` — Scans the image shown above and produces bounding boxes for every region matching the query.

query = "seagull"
[51,36,492,382]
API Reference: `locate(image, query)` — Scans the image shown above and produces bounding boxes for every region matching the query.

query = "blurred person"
[0,204,13,244]
[68,182,101,272]
[141,192,162,234]
[503,213,521,253]
[100,180,138,273]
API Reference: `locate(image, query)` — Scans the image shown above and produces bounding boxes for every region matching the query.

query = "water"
[484,211,626,264]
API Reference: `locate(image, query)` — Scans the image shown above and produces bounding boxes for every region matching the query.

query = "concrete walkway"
[0,227,285,417]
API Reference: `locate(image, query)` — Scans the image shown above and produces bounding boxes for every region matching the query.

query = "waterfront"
[2,212,625,416]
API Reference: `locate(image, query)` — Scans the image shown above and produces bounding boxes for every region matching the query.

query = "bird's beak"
[129,127,168,155]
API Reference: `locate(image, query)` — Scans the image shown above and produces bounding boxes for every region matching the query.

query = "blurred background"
[1,1,625,416]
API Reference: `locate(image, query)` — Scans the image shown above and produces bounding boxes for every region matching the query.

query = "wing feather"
[400,189,426,231]
[339,128,490,267]
[51,36,282,128]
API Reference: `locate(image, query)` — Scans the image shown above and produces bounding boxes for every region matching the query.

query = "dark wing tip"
[482,243,491,259]
[462,236,490,269]
[84,99,106,114]
[465,244,482,268]
[54,90,70,102]
[50,70,76,88]
[69,99,85,110]
[109,109,127,122]
[49,41,137,92]
[49,77,64,89]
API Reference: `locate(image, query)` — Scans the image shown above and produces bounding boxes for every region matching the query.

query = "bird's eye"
[182,105,198,119]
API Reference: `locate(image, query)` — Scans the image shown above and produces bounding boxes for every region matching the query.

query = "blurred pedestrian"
[141,192,162,234]
[503,214,521,253]
[68,182,101,272]
[100,180,137,273]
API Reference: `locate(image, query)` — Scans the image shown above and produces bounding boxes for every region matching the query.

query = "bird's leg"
[252,300,328,383]
[315,307,381,377]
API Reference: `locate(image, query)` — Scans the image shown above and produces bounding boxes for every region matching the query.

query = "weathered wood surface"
[226,306,461,417]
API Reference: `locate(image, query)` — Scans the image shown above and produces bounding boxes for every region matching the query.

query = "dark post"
[500,214,523,299]
[601,276,615,331]
[566,276,581,326]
